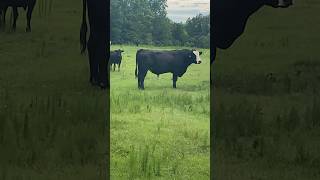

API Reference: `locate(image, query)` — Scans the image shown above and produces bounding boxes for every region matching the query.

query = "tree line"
[110,0,210,48]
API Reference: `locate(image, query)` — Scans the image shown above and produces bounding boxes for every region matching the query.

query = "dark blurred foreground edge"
[80,0,110,179]
[210,1,293,180]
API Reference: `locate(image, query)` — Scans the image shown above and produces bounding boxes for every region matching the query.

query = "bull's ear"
[199,51,202,55]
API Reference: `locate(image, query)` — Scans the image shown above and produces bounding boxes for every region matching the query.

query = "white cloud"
[167,0,210,22]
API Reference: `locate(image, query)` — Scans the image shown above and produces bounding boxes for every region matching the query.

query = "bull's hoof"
[26,27,31,32]
[99,83,109,90]
[90,79,99,86]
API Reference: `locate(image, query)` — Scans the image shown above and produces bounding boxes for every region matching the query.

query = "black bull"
[80,0,109,89]
[0,0,36,32]
[109,49,124,72]
[135,49,202,89]
[77,0,293,88]
[211,0,293,65]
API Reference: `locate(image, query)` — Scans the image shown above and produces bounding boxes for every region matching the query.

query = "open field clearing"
[110,45,210,179]
[213,0,320,179]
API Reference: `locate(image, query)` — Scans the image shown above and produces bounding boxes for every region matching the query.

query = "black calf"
[110,49,124,72]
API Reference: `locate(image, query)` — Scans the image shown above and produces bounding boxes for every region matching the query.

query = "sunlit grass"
[110,45,210,179]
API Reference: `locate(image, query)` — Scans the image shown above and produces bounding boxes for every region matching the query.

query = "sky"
[166,0,210,23]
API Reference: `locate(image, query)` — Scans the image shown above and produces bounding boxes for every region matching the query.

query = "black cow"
[0,0,36,32]
[80,0,109,89]
[109,49,124,72]
[211,0,293,65]
[135,49,202,89]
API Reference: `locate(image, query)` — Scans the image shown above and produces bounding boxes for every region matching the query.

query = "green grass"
[2,0,320,179]
[213,0,320,179]
[0,1,210,179]
[0,1,108,179]
[110,45,210,179]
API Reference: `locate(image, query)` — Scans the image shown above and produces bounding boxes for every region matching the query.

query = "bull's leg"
[96,38,108,89]
[118,63,121,72]
[138,72,143,89]
[0,12,2,30]
[0,10,3,30]
[12,7,18,31]
[87,38,99,86]
[3,6,8,28]
[138,69,148,90]
[173,74,178,88]
[137,71,142,89]
[86,0,109,89]
[26,0,36,32]
[113,63,116,71]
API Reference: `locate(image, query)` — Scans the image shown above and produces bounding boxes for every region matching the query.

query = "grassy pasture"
[1,1,109,179]
[213,0,320,179]
[1,0,320,179]
[0,1,210,179]
[110,45,210,179]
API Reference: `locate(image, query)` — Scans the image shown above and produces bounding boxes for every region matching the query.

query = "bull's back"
[137,49,183,64]
[137,50,179,74]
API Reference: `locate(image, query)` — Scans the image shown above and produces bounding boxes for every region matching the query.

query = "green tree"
[186,14,210,47]
[110,0,209,48]
[172,23,189,46]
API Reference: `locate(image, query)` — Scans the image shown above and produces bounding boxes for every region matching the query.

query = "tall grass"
[213,1,320,179]
[0,87,108,178]
[38,0,54,17]
[110,45,210,179]
[214,59,320,95]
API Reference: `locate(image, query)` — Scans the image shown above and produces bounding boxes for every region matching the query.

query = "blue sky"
[167,0,210,22]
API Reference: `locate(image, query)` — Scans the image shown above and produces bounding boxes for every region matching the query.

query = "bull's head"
[115,49,124,58]
[117,49,124,53]
[266,0,293,8]
[191,50,203,64]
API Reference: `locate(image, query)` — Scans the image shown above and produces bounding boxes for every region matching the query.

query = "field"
[0,0,210,179]
[1,0,320,179]
[213,0,320,179]
[0,1,109,179]
[110,45,210,179]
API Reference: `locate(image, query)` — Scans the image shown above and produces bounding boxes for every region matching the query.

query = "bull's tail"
[80,0,87,54]
[135,50,139,78]
[135,49,145,78]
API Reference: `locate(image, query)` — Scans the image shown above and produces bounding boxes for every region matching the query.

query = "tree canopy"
[110,0,210,48]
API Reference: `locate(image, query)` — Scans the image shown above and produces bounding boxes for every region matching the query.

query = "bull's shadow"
[138,80,209,92]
